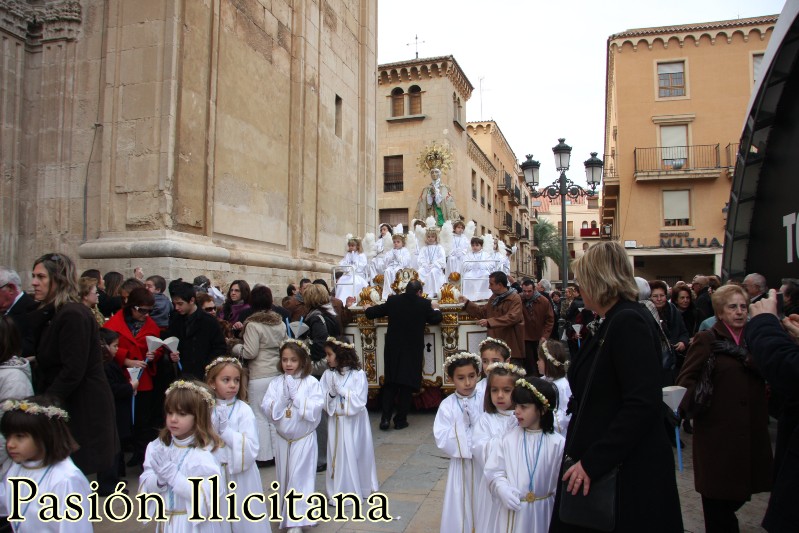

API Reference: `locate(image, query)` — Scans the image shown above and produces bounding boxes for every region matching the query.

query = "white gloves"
[326,372,338,397]
[496,484,522,512]
[213,405,229,434]
[154,458,179,487]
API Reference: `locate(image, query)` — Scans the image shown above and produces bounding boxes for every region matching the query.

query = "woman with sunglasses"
[104,286,163,469]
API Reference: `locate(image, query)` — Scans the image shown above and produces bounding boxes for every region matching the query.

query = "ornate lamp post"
[522,139,603,336]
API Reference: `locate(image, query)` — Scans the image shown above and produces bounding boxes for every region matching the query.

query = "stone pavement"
[95,411,771,533]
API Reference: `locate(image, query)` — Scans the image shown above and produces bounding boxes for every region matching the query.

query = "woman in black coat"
[550,242,682,533]
[30,253,117,475]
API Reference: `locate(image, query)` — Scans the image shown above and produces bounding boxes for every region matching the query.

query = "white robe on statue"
[434,391,481,533]
[139,435,223,533]
[382,247,412,300]
[211,399,267,532]
[335,252,369,301]
[0,457,91,533]
[262,373,323,529]
[549,376,572,438]
[417,244,447,297]
[484,428,565,533]
[472,410,518,533]
[320,368,378,503]
[461,250,493,301]
[447,234,471,278]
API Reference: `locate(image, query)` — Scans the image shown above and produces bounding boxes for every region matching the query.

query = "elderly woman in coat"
[677,284,773,532]
[549,241,682,533]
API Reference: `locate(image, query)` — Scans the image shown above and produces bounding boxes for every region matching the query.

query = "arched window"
[391,88,404,117]
[591,220,598,228]
[409,85,422,115]
[581,221,589,229]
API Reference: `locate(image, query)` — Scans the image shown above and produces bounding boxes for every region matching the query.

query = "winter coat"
[103,359,134,441]
[4,292,38,357]
[32,302,117,475]
[676,321,773,501]
[745,313,799,532]
[161,307,227,381]
[521,292,555,342]
[550,299,683,533]
[104,309,162,392]
[233,310,288,380]
[364,292,443,390]
[464,290,525,362]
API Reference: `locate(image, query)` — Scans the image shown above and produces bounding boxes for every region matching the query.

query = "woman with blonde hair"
[550,242,682,533]
[677,284,772,532]
[78,276,105,327]
[29,253,117,475]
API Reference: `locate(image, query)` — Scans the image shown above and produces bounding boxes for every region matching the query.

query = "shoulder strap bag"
[559,311,624,532]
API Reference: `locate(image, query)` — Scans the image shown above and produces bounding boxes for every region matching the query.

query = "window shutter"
[663,190,690,220]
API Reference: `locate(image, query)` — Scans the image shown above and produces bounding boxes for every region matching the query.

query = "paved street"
[96,410,771,533]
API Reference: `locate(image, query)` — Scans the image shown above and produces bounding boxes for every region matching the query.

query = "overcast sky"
[377,0,786,186]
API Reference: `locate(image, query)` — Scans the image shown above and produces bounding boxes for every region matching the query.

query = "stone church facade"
[1,0,377,287]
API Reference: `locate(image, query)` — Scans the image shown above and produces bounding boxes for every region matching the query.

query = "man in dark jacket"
[161,282,227,381]
[693,275,714,322]
[364,280,442,430]
[520,279,554,375]
[0,267,39,357]
[748,290,799,533]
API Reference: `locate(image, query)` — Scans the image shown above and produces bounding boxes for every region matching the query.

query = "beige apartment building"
[1,0,377,287]
[377,56,534,279]
[602,15,777,284]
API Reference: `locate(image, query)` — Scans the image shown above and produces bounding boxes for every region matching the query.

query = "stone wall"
[1,0,377,290]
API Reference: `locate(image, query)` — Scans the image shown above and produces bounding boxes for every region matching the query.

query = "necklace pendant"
[285,407,292,418]
[525,491,536,503]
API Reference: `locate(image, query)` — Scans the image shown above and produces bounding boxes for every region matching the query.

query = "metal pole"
[559,171,568,338]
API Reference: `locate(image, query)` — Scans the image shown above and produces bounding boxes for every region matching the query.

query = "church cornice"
[0,0,81,42]
[378,55,474,100]
[467,121,520,174]
[467,136,496,177]
[609,15,777,52]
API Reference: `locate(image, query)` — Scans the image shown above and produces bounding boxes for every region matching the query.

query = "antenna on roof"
[406,34,425,59]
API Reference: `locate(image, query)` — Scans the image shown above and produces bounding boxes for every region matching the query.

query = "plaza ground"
[96,410,771,533]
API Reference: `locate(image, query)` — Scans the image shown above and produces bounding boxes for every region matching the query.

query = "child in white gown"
[206,357,267,532]
[485,378,565,533]
[434,352,482,533]
[262,339,323,531]
[461,237,493,301]
[321,338,378,504]
[381,234,412,300]
[536,340,572,438]
[417,229,447,298]
[335,237,369,301]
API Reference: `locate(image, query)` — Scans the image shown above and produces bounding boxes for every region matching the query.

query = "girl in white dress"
[261,340,323,532]
[476,337,512,408]
[321,338,378,505]
[205,357,267,532]
[0,396,91,533]
[368,224,393,280]
[536,340,572,438]
[335,237,369,302]
[446,220,470,278]
[139,380,224,533]
[381,234,412,300]
[484,378,565,533]
[461,237,493,301]
[434,352,482,533]
[417,229,447,298]
[472,362,526,533]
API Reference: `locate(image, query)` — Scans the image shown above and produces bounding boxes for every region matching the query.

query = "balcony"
[725,143,740,178]
[580,227,600,238]
[508,186,521,206]
[518,196,529,214]
[496,211,512,234]
[497,172,513,196]
[520,227,530,243]
[514,221,522,240]
[633,144,722,181]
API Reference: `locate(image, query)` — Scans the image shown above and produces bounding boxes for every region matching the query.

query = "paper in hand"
[146,336,179,353]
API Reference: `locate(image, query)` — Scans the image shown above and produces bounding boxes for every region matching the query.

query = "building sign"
[659,232,722,248]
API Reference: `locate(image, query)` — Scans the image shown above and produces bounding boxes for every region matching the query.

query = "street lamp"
[522,138,603,336]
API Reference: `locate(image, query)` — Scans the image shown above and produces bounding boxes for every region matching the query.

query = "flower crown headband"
[541,342,569,369]
[443,352,481,374]
[0,399,69,421]
[515,379,550,414]
[485,362,526,377]
[204,356,242,375]
[280,338,311,357]
[479,337,512,357]
[166,380,215,406]
[326,337,354,350]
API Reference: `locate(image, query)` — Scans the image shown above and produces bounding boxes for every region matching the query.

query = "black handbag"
[559,313,622,532]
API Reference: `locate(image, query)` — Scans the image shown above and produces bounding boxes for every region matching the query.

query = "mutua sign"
[659,232,722,248]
